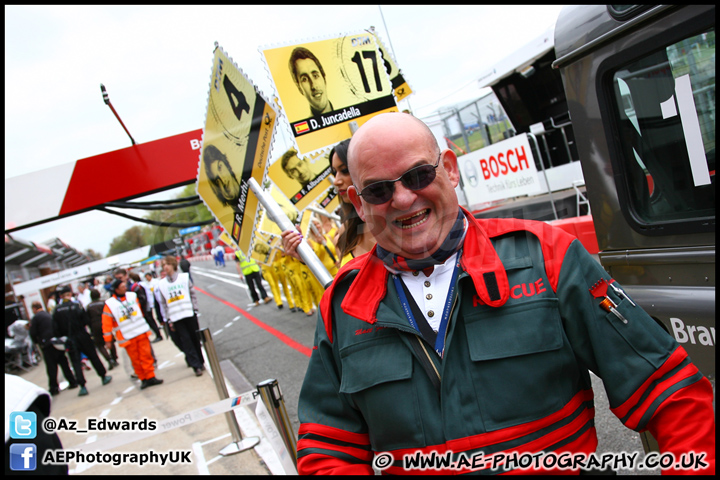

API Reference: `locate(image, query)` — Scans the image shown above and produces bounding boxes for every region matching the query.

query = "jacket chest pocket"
[462,298,581,430]
[339,337,424,450]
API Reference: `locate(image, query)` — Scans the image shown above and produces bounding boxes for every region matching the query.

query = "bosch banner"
[458,134,542,205]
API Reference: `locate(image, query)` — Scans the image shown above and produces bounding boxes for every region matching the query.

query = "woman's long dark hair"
[330,139,366,260]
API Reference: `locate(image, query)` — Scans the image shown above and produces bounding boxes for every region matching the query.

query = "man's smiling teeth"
[395,209,429,229]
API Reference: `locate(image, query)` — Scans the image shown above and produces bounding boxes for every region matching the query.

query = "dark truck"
[552,4,715,452]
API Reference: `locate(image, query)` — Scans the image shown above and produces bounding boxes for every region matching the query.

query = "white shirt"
[398,252,460,332]
[77,288,92,308]
[104,291,150,341]
[140,280,155,309]
[8,320,30,348]
[157,272,195,322]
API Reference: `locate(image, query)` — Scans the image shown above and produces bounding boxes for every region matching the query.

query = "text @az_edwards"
[42,417,156,434]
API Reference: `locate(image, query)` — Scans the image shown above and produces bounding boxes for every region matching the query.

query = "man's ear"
[347,186,366,221]
[441,149,460,188]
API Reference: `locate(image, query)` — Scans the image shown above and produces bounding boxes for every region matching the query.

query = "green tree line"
[106,184,214,256]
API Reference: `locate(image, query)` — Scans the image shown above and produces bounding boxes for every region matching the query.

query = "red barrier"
[548,215,599,255]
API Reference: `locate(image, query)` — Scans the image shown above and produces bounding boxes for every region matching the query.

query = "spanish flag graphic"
[294,121,310,135]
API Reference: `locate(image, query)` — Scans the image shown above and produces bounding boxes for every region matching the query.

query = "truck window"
[608,28,715,231]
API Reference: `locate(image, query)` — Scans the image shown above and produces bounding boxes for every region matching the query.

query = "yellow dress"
[261,263,283,308]
[311,235,339,277]
[282,255,313,314]
[272,254,295,310]
[299,262,323,312]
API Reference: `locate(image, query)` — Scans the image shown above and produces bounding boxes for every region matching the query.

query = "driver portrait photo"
[203,143,241,212]
[288,47,334,117]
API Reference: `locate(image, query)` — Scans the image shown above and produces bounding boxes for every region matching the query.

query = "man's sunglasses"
[355,153,442,205]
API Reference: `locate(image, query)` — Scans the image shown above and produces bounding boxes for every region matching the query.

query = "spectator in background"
[257,247,285,310]
[145,271,167,332]
[103,277,114,298]
[279,251,313,315]
[76,282,92,309]
[272,251,298,312]
[235,251,271,307]
[151,269,186,357]
[8,318,36,368]
[215,245,226,267]
[114,268,163,343]
[213,245,220,267]
[29,301,78,395]
[142,272,160,319]
[46,292,57,314]
[179,255,193,283]
[129,272,163,343]
[85,288,119,371]
[103,279,163,390]
[52,286,112,396]
[157,255,205,377]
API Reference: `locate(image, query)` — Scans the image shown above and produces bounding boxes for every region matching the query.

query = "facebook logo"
[10,444,37,471]
[10,411,37,439]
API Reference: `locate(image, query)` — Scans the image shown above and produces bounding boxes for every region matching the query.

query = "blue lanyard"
[393,252,461,357]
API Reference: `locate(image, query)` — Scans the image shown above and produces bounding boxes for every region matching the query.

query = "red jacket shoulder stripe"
[478,216,576,293]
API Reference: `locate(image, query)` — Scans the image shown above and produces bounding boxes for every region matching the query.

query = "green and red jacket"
[297,210,715,474]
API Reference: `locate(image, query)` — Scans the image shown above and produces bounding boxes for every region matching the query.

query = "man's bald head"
[347,113,438,186]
